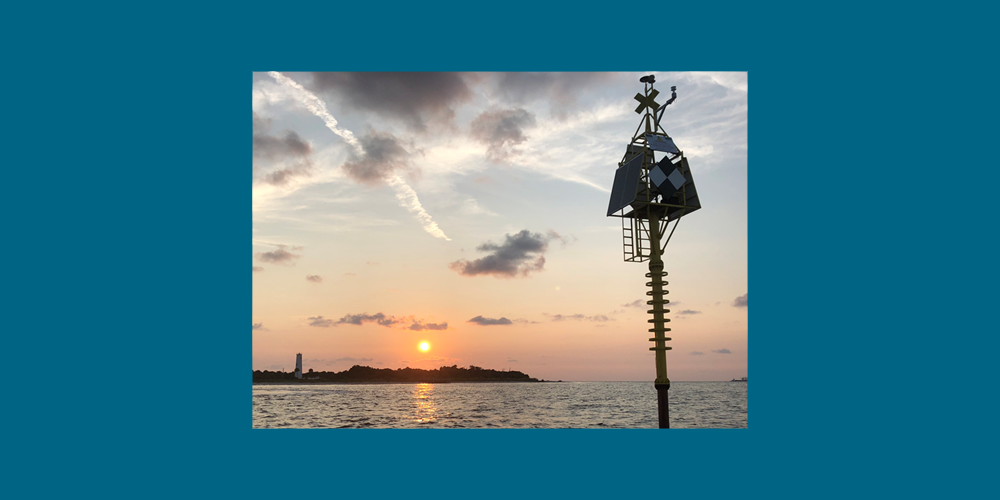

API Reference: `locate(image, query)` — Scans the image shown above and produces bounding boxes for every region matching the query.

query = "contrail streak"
[386,175,451,240]
[267,71,363,155]
[267,72,450,241]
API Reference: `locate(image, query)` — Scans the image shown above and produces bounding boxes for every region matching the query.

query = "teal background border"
[10,1,987,498]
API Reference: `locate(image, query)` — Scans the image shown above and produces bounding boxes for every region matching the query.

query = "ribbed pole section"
[646,213,671,428]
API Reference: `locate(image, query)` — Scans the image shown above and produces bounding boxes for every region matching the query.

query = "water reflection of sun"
[412,383,437,424]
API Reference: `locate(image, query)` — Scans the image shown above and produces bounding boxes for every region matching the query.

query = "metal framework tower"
[606,75,701,428]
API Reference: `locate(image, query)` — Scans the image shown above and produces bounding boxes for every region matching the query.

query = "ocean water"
[252,381,747,429]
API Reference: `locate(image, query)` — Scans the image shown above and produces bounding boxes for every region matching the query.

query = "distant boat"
[730,377,747,382]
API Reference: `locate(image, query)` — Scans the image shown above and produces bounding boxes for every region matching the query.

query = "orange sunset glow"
[252,71,747,382]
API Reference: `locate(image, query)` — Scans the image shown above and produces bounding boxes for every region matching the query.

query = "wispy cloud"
[470,107,536,162]
[690,351,705,355]
[545,313,613,322]
[252,266,264,272]
[306,275,323,283]
[252,323,263,331]
[409,321,448,331]
[467,316,512,326]
[268,71,363,155]
[386,175,450,240]
[712,349,732,354]
[305,357,375,367]
[268,72,449,241]
[677,310,701,316]
[336,357,373,363]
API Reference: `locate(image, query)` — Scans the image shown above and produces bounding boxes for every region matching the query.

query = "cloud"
[690,351,705,355]
[409,321,448,331]
[252,111,313,185]
[712,349,732,354]
[733,293,748,307]
[252,266,264,272]
[309,72,472,131]
[267,72,449,241]
[255,244,301,265]
[489,72,616,117]
[546,313,612,322]
[677,310,701,315]
[449,230,562,278]
[470,107,536,162]
[308,316,334,327]
[336,312,402,327]
[513,318,540,324]
[343,272,356,276]
[386,175,451,241]
[507,358,518,363]
[336,129,453,241]
[267,72,362,155]
[468,316,512,326]
[334,357,373,363]
[306,275,323,283]
[252,323,263,331]
[341,130,413,185]
[304,357,375,367]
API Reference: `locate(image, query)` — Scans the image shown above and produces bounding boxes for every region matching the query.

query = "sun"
[419,342,430,352]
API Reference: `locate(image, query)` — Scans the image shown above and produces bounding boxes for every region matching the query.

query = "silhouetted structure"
[252,365,540,383]
[607,75,701,428]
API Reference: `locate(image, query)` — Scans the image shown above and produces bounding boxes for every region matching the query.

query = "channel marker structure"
[606,74,702,428]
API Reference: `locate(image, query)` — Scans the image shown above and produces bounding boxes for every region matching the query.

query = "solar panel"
[645,133,679,154]
[606,153,644,216]
[607,165,629,216]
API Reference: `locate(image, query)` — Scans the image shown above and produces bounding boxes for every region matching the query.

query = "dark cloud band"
[309,72,472,131]
[449,230,563,278]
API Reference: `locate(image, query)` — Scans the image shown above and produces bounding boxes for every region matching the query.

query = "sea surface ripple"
[253,381,747,429]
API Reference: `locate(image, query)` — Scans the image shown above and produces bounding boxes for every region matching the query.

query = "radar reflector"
[606,153,645,216]
[645,133,679,153]
[649,157,688,200]
[661,157,701,222]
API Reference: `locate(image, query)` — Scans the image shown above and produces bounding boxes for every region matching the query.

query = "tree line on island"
[252,364,550,383]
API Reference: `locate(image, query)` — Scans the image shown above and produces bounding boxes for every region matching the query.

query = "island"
[253,364,548,384]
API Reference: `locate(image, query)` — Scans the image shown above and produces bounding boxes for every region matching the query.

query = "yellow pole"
[646,207,671,428]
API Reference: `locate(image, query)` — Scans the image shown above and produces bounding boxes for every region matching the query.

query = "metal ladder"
[623,216,650,262]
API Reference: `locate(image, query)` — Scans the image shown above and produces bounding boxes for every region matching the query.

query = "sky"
[252,72,747,381]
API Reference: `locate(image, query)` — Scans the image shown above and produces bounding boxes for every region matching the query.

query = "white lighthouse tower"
[295,353,303,379]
